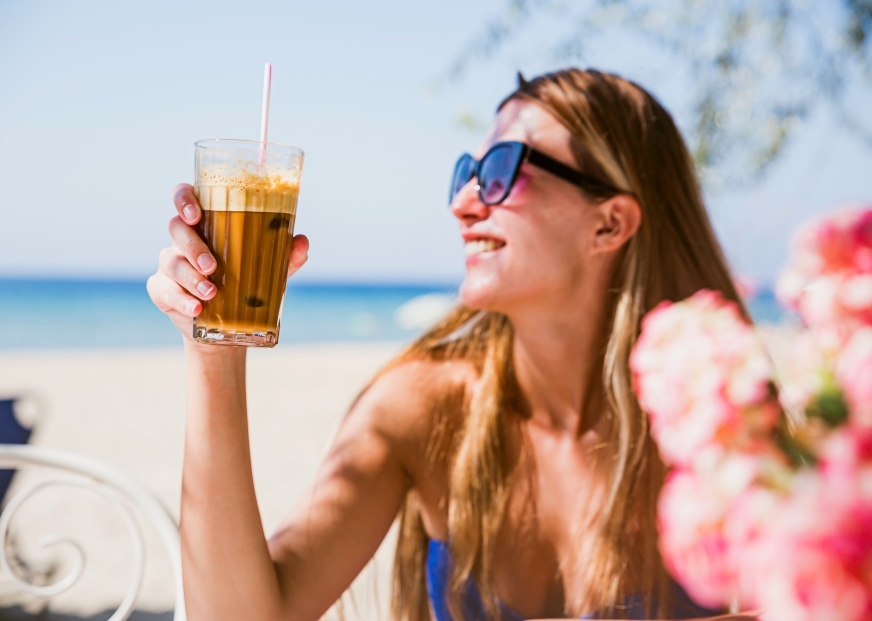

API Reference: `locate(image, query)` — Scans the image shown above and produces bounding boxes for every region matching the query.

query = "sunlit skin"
[146,98,757,620]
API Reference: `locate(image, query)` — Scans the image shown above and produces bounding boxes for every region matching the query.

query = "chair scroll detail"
[0,444,186,621]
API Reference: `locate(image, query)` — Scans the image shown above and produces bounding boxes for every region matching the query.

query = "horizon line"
[0,274,462,289]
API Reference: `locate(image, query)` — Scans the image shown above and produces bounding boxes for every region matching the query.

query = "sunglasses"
[449,141,622,206]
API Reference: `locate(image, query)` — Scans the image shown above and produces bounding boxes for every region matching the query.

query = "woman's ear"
[591,194,642,254]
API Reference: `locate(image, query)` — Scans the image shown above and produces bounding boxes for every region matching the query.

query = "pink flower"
[777,207,872,331]
[747,461,872,621]
[631,290,776,466]
[819,425,872,486]
[738,429,872,621]
[661,430,872,620]
[722,483,783,607]
[836,327,872,429]
[657,452,763,608]
[757,537,872,621]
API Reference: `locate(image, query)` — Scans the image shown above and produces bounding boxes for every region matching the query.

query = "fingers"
[288,234,310,277]
[146,271,202,317]
[173,184,201,225]
[168,216,216,275]
[160,247,217,300]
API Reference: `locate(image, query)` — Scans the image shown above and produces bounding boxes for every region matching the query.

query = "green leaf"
[805,389,850,428]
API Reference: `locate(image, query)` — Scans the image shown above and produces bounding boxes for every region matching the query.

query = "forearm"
[180,344,284,620]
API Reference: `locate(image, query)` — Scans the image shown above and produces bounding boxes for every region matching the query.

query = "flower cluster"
[631,207,872,621]
[776,208,872,331]
[632,290,779,468]
[776,207,872,430]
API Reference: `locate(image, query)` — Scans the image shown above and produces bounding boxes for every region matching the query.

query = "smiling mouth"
[465,239,506,256]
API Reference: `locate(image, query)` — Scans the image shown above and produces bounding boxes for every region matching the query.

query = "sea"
[0,278,791,351]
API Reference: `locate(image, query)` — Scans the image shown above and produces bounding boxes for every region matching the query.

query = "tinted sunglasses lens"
[450,155,475,203]
[478,144,519,205]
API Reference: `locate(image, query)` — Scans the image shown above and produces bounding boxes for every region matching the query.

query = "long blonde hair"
[384,68,745,620]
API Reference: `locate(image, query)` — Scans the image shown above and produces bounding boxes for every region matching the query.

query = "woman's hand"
[146,183,309,344]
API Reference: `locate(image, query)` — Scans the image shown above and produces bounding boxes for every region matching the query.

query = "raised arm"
[147,185,431,620]
[180,348,417,621]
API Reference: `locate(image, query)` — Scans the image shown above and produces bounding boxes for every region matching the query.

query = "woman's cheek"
[507,172,531,200]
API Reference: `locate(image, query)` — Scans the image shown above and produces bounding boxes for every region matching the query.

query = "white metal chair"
[0,444,186,621]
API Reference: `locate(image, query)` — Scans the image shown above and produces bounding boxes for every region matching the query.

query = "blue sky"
[1,0,869,286]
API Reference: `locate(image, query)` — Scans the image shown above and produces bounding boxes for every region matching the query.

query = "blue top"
[425,539,721,620]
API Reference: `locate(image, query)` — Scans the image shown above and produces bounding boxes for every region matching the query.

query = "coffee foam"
[196,165,300,214]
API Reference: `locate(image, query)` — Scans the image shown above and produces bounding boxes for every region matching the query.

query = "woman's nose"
[450,180,489,221]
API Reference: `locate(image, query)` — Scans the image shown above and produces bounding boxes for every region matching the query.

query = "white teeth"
[465,239,503,256]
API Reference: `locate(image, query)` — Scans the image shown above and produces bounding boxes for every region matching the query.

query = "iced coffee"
[192,139,304,347]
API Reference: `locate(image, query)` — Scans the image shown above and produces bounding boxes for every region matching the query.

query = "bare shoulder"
[346,358,476,472]
[353,358,476,436]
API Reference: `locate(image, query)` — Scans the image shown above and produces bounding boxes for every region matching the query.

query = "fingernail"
[197,281,215,296]
[185,300,199,315]
[197,254,215,272]
[183,205,198,222]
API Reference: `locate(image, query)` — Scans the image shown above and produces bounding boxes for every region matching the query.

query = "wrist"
[183,340,248,365]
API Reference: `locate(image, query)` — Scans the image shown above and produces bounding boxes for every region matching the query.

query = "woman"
[147,69,758,620]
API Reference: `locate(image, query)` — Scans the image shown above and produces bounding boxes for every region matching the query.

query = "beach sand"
[0,342,403,619]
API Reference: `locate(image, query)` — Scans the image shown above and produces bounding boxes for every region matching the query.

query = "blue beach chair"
[0,397,35,505]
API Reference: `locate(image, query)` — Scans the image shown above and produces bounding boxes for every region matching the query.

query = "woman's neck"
[509,285,610,437]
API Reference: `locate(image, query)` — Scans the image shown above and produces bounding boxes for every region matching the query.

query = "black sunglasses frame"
[450,141,623,206]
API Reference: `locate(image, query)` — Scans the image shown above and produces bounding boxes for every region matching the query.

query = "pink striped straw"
[258,62,272,166]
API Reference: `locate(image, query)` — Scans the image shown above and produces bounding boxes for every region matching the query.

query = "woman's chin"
[459,277,505,311]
